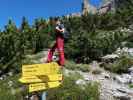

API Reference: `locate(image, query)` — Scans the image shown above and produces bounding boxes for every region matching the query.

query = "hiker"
[47,18,67,66]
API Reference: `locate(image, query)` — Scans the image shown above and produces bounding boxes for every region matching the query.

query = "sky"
[0,0,102,29]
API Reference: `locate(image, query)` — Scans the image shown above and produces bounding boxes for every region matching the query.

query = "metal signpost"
[42,91,47,100]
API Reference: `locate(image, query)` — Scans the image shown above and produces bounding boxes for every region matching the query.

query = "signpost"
[42,91,47,100]
[19,62,62,100]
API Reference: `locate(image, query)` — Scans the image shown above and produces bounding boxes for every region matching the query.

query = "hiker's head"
[54,17,61,25]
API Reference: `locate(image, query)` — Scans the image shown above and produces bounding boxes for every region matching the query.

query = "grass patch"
[65,60,90,72]
[66,72,84,80]
[129,84,133,88]
[47,75,100,100]
[0,72,99,100]
[0,74,26,100]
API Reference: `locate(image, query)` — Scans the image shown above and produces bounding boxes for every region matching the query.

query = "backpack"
[63,30,70,40]
[56,24,70,39]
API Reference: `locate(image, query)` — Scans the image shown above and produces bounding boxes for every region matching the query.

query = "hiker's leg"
[47,43,56,62]
[57,37,65,66]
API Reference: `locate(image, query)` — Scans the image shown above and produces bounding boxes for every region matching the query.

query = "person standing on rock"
[46,18,66,67]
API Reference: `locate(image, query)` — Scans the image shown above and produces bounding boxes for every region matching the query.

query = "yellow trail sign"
[22,62,60,76]
[19,74,62,83]
[29,81,61,92]
[19,62,62,93]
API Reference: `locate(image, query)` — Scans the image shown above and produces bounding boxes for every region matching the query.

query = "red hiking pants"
[47,36,65,66]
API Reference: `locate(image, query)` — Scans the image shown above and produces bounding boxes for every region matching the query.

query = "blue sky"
[0,0,102,29]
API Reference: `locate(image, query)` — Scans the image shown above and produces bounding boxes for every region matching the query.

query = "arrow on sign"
[19,74,63,83]
[29,81,61,92]
[22,62,60,76]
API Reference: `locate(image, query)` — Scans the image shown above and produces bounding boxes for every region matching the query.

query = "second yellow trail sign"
[19,74,62,83]
[29,81,61,92]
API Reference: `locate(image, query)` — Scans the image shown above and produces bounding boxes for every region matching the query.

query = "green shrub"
[0,74,25,100]
[67,72,83,80]
[63,14,130,62]
[129,84,133,88]
[0,18,52,73]
[65,60,78,70]
[65,61,90,72]
[102,55,133,74]
[47,75,100,100]
[111,55,133,73]
[76,64,90,72]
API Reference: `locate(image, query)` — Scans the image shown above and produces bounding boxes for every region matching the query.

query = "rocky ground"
[0,49,132,100]
[64,63,133,100]
[33,49,133,100]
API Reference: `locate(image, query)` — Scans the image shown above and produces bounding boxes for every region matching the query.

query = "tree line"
[0,0,133,74]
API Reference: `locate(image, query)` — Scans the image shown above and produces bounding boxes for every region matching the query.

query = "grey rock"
[116,96,131,100]
[92,61,99,67]
[30,94,40,100]
[40,58,46,63]
[102,54,119,59]
[129,24,133,30]
[0,70,2,74]
[63,69,71,76]
[82,74,94,81]
[11,88,16,95]
[128,48,133,56]
[8,81,13,87]
[116,47,133,56]
[0,77,3,80]
[115,74,132,84]
[130,71,133,77]
[113,91,131,100]
[117,88,129,94]
[75,79,86,85]
[101,72,110,79]
[122,74,132,80]
[7,72,13,76]
[129,67,133,73]
[99,77,105,80]
[116,87,133,99]
[0,75,7,80]
[131,79,133,84]
[25,95,29,99]
[84,77,90,81]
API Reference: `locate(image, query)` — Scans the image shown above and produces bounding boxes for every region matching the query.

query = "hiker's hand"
[56,28,64,33]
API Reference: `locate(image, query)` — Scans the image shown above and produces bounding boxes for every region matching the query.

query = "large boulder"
[114,74,132,84]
